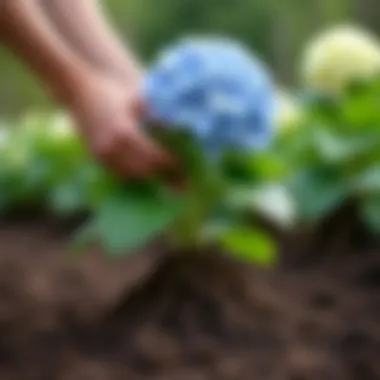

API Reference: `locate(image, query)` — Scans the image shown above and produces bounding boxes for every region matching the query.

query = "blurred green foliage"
[3,70,380,260]
[281,76,380,233]
[0,111,279,265]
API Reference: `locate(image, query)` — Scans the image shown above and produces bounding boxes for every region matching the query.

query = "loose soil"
[0,211,378,380]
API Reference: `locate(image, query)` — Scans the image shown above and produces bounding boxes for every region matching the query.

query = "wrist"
[50,63,94,107]
[102,58,143,88]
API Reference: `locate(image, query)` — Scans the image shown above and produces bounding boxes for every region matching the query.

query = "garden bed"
[0,215,378,380]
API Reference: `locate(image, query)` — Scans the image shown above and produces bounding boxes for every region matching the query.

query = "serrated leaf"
[220,226,276,267]
[95,187,184,255]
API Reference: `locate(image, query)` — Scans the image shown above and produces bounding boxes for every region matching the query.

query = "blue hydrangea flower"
[143,37,275,155]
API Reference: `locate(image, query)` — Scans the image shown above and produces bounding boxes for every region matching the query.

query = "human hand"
[68,72,178,181]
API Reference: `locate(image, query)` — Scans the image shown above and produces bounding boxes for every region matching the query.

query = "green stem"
[171,194,203,250]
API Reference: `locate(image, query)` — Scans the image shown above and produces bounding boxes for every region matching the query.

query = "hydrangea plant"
[301,25,380,94]
[74,37,277,264]
[282,73,380,233]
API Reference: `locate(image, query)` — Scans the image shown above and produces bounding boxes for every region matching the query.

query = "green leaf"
[345,76,372,97]
[251,184,296,228]
[342,96,377,126]
[226,183,296,229]
[360,197,380,235]
[341,80,380,127]
[95,186,184,255]
[352,165,380,194]
[49,181,86,215]
[312,129,374,164]
[222,151,257,184]
[249,152,289,181]
[220,226,276,267]
[305,92,341,124]
[151,129,207,178]
[290,169,346,223]
[226,185,256,210]
[200,216,233,243]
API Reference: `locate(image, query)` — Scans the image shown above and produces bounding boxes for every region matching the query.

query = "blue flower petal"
[144,37,275,155]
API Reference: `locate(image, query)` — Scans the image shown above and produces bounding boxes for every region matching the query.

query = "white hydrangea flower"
[48,112,75,141]
[274,90,302,131]
[6,140,29,171]
[0,125,9,150]
[301,25,380,93]
[19,110,75,141]
[18,111,47,135]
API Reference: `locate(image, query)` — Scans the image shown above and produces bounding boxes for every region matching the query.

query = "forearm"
[42,0,141,85]
[1,0,92,105]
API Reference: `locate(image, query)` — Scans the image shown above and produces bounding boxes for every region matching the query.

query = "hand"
[68,72,178,180]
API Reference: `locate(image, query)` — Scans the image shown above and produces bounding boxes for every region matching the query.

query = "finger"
[112,140,186,187]
[118,140,157,178]
[113,156,151,180]
[127,128,179,172]
[94,138,146,180]
[132,97,147,119]
[138,142,185,186]
[121,143,183,185]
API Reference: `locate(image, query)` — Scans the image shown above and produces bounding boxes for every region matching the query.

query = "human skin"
[0,0,177,180]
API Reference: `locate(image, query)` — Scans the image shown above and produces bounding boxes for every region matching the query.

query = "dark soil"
[0,211,378,380]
